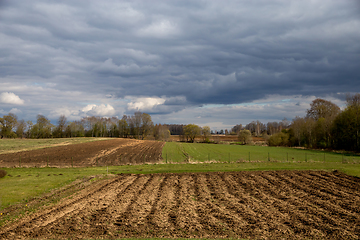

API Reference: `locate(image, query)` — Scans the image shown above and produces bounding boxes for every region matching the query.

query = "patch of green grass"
[0,137,109,154]
[161,141,188,162]
[0,167,102,210]
[0,167,112,227]
[115,162,360,177]
[162,142,360,164]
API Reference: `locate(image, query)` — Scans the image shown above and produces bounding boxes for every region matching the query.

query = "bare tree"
[118,115,129,138]
[231,124,242,134]
[55,115,67,138]
[303,117,316,148]
[141,113,154,139]
[306,98,340,120]
[16,119,26,138]
[291,117,305,146]
[153,124,170,141]
[131,112,142,139]
[201,126,211,142]
[158,125,170,141]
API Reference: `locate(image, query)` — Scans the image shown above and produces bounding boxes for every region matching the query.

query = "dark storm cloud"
[0,0,359,122]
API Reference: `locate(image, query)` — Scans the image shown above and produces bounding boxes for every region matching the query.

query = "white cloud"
[0,92,25,105]
[82,104,115,117]
[127,97,166,112]
[82,104,97,112]
[9,108,22,114]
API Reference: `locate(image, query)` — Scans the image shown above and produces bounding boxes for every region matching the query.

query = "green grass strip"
[162,142,360,163]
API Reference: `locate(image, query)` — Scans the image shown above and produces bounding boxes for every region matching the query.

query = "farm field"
[1,138,360,239]
[0,137,109,154]
[1,171,359,239]
[169,135,265,143]
[162,142,360,164]
[2,161,360,213]
[0,138,164,168]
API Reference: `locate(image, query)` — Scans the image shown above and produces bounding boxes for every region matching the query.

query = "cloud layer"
[0,0,359,129]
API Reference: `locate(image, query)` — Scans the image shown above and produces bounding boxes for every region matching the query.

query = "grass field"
[162,142,360,163]
[0,137,109,154]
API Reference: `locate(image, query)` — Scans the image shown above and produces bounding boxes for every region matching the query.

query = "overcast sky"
[0,0,359,130]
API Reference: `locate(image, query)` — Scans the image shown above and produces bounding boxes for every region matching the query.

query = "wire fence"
[163,151,360,164]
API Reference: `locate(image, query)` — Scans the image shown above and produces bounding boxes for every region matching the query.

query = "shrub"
[0,169,7,178]
[267,132,290,146]
[238,130,253,145]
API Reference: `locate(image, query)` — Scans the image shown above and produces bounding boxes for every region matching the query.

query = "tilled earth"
[0,170,359,239]
[0,139,165,167]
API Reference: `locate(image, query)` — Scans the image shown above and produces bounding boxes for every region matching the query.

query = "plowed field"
[0,139,165,168]
[1,170,359,239]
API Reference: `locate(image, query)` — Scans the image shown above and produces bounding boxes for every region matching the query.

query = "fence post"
[166,153,168,164]
[268,152,270,161]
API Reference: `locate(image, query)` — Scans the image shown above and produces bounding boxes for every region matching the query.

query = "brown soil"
[0,170,359,239]
[0,139,165,168]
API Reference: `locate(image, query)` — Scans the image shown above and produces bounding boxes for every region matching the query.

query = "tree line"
[1,93,359,152]
[0,111,213,144]
[0,112,170,141]
[234,94,359,152]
